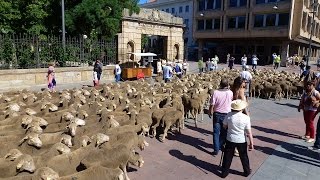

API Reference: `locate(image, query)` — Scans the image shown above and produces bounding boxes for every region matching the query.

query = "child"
[93,71,98,87]
[47,62,56,92]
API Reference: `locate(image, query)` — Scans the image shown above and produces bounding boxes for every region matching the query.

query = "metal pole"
[307,1,316,67]
[61,0,66,53]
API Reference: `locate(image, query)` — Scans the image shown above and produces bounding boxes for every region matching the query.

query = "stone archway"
[118,8,184,63]
[127,41,135,60]
[174,44,179,60]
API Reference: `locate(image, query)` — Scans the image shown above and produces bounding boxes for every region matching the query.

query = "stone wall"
[0,66,115,90]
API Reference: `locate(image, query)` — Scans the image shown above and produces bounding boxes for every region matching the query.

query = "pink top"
[210,89,233,113]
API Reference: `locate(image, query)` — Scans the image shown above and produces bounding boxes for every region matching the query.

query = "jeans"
[314,117,320,148]
[213,112,227,153]
[222,140,250,177]
[252,64,257,70]
[115,74,121,82]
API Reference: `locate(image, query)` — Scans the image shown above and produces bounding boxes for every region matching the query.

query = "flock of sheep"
[0,68,303,180]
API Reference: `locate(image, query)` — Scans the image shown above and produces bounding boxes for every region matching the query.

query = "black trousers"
[221,140,250,176]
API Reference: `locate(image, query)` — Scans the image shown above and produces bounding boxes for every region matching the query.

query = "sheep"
[60,134,73,147]
[91,133,110,147]
[19,132,42,148]
[59,165,124,180]
[160,110,184,142]
[0,154,35,178]
[4,149,23,161]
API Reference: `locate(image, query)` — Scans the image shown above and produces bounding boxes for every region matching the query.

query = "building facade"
[193,0,320,65]
[140,0,194,58]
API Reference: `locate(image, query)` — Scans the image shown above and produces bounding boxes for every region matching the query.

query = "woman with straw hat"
[220,99,254,178]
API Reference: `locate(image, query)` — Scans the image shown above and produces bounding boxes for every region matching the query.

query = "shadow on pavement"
[185,124,212,136]
[169,149,243,177]
[252,125,301,139]
[254,145,320,167]
[166,133,212,155]
[274,102,299,109]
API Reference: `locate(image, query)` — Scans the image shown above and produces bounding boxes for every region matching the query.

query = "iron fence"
[0,33,117,69]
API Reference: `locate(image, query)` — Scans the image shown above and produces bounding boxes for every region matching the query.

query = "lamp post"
[61,0,66,53]
[307,0,318,67]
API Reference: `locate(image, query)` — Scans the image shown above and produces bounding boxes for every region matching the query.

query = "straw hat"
[231,100,248,111]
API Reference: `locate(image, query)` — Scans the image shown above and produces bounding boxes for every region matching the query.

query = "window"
[184,19,189,27]
[238,16,246,28]
[302,12,307,31]
[215,0,222,9]
[166,8,169,12]
[254,14,264,27]
[229,0,237,7]
[278,13,289,26]
[268,0,277,2]
[172,8,175,14]
[207,0,214,9]
[179,6,183,13]
[266,14,276,26]
[228,17,236,28]
[206,19,213,30]
[214,18,221,29]
[198,20,205,30]
[199,0,205,11]
[185,5,189,12]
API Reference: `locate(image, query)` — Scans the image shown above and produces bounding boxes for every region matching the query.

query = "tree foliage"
[0,0,140,38]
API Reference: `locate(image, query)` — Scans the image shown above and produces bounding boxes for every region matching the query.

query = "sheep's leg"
[151,120,161,138]
[120,165,130,180]
[161,123,171,142]
[195,113,198,128]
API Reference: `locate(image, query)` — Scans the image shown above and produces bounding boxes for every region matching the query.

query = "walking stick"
[219,143,226,167]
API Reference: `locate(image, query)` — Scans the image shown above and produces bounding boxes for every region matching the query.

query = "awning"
[127,52,157,57]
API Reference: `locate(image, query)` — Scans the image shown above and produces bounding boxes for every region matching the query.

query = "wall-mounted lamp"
[200,13,204,17]
[273,3,278,10]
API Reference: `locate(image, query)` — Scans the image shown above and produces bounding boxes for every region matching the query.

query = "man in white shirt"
[241,54,247,70]
[221,100,254,178]
[251,55,259,70]
[240,66,252,98]
[114,61,122,83]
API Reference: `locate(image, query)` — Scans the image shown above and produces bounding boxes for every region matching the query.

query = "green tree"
[0,0,20,33]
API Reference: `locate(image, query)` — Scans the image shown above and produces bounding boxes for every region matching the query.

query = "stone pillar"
[198,39,204,60]
[118,33,125,64]
[280,41,289,66]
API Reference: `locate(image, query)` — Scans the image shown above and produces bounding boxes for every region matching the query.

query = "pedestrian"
[272,53,277,65]
[183,59,189,75]
[308,106,320,151]
[241,54,247,70]
[294,54,299,67]
[220,99,254,178]
[298,80,320,143]
[206,58,212,72]
[114,61,121,83]
[93,59,103,86]
[228,57,235,70]
[157,60,163,76]
[226,53,230,64]
[175,60,183,78]
[209,79,233,156]
[198,59,204,73]
[163,62,173,83]
[274,55,281,69]
[47,62,56,92]
[317,56,320,71]
[213,55,219,70]
[240,66,252,99]
[231,76,249,115]
[251,55,259,70]
[300,65,316,89]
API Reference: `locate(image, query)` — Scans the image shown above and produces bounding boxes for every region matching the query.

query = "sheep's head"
[62,112,74,121]
[78,110,88,119]
[55,143,71,154]
[80,135,92,147]
[140,122,150,135]
[21,115,33,128]
[92,133,109,147]
[70,117,86,126]
[137,137,149,151]
[82,89,90,96]
[129,152,144,168]
[33,117,48,127]
[26,122,43,134]
[4,149,23,161]
[19,133,42,148]
[41,102,58,112]
[7,103,20,112]
[66,123,77,137]
[60,134,73,147]
[37,167,59,180]
[16,154,35,173]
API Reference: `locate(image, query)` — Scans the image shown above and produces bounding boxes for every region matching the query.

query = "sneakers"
[308,146,320,151]
[306,139,315,143]
[300,135,310,140]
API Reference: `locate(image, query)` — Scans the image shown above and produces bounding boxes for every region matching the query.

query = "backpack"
[175,65,181,73]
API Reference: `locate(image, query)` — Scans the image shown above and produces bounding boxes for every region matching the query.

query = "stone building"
[194,0,320,65]
[118,8,184,63]
[140,0,195,58]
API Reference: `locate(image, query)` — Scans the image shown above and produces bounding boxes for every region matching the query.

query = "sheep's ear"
[18,136,28,146]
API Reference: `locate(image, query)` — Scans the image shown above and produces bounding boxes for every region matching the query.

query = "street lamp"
[61,0,66,54]
[307,0,318,66]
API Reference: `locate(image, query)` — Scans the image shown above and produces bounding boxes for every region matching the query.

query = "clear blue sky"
[139,0,148,4]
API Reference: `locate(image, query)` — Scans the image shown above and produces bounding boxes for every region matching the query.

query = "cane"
[219,143,226,167]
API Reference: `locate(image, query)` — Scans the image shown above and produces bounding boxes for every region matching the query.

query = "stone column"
[280,41,289,66]
[198,39,204,60]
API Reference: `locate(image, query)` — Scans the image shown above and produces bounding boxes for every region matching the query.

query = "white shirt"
[252,57,258,65]
[183,62,189,70]
[241,57,247,63]
[223,111,251,143]
[115,65,121,75]
[157,61,162,73]
[163,65,172,79]
[240,71,252,81]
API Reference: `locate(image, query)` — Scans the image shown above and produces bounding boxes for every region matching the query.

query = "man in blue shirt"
[163,62,173,83]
